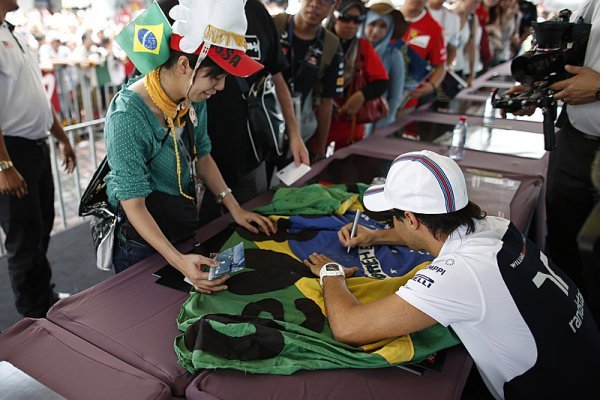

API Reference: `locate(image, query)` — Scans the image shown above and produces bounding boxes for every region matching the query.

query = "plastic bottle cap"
[459,116,467,121]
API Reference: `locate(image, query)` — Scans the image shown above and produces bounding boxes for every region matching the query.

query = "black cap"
[338,0,367,14]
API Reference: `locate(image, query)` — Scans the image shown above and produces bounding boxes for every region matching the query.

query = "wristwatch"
[319,262,345,286]
[595,87,600,101]
[0,160,13,172]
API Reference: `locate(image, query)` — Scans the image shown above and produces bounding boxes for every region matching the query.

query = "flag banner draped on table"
[115,1,172,75]
[175,184,460,374]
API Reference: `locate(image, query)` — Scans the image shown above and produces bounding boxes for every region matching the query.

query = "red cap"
[459,115,467,121]
[170,34,264,78]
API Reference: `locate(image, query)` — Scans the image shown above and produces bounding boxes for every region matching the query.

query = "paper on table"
[275,162,312,186]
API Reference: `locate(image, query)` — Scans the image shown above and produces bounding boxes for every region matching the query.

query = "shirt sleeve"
[105,110,154,202]
[194,101,211,157]
[320,43,344,99]
[397,255,484,327]
[260,3,288,75]
[429,27,448,66]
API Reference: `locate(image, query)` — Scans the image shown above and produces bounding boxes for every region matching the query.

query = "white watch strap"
[319,262,344,286]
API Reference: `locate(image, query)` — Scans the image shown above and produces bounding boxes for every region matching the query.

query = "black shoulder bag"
[235,73,286,165]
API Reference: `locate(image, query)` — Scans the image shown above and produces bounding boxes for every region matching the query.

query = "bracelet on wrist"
[216,187,232,204]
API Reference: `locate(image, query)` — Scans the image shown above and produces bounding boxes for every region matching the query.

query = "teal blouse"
[104,77,211,209]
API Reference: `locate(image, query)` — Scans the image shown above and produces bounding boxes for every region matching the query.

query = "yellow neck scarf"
[144,68,195,201]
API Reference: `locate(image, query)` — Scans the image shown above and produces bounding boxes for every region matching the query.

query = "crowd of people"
[2,0,599,398]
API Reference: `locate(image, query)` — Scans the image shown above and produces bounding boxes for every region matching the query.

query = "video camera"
[492,9,591,151]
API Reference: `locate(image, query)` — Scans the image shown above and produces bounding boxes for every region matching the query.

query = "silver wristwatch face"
[0,161,10,171]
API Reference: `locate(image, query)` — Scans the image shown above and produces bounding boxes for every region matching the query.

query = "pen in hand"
[347,209,361,253]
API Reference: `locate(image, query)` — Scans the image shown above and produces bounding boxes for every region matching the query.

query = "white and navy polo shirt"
[398,216,600,399]
[0,20,52,139]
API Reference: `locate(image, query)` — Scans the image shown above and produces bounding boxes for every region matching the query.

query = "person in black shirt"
[201,0,309,223]
[274,0,345,158]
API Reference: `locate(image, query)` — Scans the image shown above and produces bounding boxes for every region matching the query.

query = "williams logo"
[133,24,164,54]
[412,274,434,288]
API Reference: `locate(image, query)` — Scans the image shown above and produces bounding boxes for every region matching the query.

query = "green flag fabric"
[253,183,369,216]
[115,1,172,75]
[175,184,460,374]
[175,249,459,374]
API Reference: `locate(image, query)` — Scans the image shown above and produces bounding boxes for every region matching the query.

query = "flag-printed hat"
[363,150,469,214]
[168,0,263,77]
[116,0,263,77]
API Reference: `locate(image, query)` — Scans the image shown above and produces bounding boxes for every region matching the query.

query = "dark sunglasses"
[335,11,366,24]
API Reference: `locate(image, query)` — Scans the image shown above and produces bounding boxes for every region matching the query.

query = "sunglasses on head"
[335,11,367,24]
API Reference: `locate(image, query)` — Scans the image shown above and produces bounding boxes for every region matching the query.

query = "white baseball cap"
[363,150,469,214]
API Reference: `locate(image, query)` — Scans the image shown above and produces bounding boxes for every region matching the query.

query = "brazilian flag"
[175,185,460,374]
[115,1,172,75]
[175,248,459,374]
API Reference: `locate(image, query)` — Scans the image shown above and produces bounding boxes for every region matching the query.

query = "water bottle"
[449,116,468,161]
[483,91,495,126]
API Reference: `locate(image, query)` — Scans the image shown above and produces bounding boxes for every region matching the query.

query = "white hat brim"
[363,184,393,212]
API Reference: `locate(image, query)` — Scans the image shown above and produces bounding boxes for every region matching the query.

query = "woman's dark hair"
[162,51,227,79]
[393,201,487,241]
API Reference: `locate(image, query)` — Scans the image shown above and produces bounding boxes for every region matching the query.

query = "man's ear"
[403,211,420,231]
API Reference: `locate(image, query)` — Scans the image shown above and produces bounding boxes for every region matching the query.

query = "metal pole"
[48,136,67,229]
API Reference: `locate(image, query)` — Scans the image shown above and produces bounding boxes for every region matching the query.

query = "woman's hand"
[339,91,365,116]
[230,207,276,236]
[303,253,358,278]
[175,253,228,294]
[338,222,378,249]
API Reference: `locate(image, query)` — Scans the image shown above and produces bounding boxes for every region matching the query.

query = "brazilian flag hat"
[116,0,264,77]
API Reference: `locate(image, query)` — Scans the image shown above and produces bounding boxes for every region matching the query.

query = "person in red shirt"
[400,0,446,105]
[326,0,389,149]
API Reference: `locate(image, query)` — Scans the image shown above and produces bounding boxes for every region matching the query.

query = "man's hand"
[503,84,536,116]
[0,167,28,198]
[288,131,310,166]
[338,222,378,249]
[303,253,358,278]
[550,65,600,105]
[59,139,76,173]
[176,254,227,294]
[408,81,435,99]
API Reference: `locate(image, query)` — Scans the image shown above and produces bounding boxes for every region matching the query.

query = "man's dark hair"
[393,201,487,241]
[162,51,227,79]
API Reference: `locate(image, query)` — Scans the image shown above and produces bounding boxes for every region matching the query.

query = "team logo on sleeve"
[133,24,164,54]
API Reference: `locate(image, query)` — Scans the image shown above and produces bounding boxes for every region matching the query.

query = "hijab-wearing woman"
[325,0,389,150]
[105,0,275,292]
[359,0,408,130]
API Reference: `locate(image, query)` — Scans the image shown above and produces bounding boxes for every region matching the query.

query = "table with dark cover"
[4,125,546,399]
[0,318,171,400]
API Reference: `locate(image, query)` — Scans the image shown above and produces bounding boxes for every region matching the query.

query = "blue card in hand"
[208,242,246,280]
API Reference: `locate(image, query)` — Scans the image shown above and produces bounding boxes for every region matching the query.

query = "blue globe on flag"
[137,28,158,51]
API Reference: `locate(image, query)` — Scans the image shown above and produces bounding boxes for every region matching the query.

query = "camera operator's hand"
[549,65,600,106]
[503,85,537,117]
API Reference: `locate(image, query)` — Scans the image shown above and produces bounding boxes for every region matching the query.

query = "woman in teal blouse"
[105,0,275,293]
